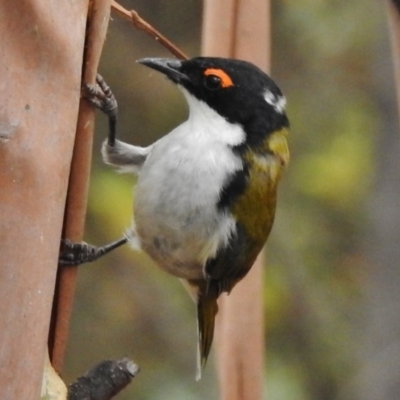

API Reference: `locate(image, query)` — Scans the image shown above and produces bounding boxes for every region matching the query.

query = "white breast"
[133,91,245,279]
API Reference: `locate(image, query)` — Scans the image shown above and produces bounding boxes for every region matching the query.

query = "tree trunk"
[0,1,88,398]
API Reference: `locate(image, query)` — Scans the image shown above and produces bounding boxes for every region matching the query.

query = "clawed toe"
[83,74,118,118]
[59,239,92,266]
[59,237,127,266]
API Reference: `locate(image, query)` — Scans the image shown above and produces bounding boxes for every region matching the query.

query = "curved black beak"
[137,58,189,84]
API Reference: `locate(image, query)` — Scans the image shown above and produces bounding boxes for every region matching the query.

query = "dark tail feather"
[196,282,219,380]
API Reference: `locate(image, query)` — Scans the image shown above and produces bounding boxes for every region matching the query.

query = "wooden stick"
[111,0,188,60]
[49,0,112,373]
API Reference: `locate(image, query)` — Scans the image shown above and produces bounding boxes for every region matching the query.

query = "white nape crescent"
[263,90,286,114]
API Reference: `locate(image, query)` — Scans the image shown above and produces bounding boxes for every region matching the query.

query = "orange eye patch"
[204,68,234,88]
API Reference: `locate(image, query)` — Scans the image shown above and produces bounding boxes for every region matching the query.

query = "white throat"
[180,87,246,147]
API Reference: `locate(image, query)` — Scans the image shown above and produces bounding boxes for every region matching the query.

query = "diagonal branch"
[111,0,188,60]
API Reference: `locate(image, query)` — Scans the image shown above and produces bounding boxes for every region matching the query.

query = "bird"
[60,56,290,379]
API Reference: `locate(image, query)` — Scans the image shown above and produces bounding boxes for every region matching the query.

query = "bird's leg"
[84,74,152,171]
[83,74,118,146]
[58,76,124,267]
[59,237,128,266]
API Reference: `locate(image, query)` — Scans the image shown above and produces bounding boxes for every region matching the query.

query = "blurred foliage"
[63,0,396,399]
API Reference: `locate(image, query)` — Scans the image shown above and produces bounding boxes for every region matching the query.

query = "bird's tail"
[196,281,219,380]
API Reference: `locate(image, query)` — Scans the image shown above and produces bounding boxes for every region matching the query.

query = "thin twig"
[111,0,188,60]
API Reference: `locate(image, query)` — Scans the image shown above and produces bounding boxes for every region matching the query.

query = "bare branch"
[68,358,139,400]
[111,1,188,60]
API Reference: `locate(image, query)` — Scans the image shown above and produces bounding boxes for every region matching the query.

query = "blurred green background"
[63,1,400,399]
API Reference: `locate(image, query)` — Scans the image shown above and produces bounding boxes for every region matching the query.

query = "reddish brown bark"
[49,0,112,373]
[0,0,88,398]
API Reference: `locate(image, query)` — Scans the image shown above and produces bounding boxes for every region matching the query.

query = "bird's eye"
[204,74,222,90]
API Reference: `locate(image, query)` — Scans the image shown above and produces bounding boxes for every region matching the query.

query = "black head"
[138,57,289,145]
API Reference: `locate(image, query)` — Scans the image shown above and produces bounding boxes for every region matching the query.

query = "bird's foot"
[83,74,118,119]
[59,239,102,266]
[58,237,128,266]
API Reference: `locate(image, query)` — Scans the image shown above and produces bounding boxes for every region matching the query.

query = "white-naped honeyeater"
[60,57,290,379]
